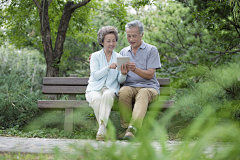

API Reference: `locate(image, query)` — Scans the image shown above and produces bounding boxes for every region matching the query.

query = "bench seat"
[37,100,174,111]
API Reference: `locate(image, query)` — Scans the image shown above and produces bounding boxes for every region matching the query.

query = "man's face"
[126,27,143,49]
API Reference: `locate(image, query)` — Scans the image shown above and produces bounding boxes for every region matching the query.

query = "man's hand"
[127,62,156,79]
[127,62,137,72]
[89,53,92,61]
[120,64,129,75]
[109,63,117,69]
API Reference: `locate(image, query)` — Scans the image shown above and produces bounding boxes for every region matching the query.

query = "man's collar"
[139,41,146,49]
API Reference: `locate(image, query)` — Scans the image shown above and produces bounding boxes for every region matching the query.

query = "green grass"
[0,152,54,160]
[1,107,240,160]
[0,110,125,140]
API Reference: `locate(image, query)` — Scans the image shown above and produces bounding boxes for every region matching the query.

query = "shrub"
[0,70,43,128]
[0,43,45,129]
[167,63,240,139]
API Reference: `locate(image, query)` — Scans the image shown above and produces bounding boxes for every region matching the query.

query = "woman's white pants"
[85,87,116,127]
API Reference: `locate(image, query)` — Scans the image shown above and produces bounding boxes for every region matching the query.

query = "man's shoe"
[123,126,137,140]
[117,131,126,140]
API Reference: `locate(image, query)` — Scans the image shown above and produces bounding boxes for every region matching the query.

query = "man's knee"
[118,86,133,98]
[136,88,158,102]
[138,88,149,95]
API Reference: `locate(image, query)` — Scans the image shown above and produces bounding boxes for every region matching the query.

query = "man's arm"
[127,62,155,79]
[88,53,92,61]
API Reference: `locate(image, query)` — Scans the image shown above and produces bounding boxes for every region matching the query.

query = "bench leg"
[64,108,73,132]
[65,91,76,132]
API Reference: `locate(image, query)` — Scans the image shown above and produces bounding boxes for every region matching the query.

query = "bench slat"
[37,100,89,109]
[43,77,89,86]
[42,86,171,95]
[42,86,87,94]
[148,100,175,111]
[38,100,174,111]
[43,77,171,86]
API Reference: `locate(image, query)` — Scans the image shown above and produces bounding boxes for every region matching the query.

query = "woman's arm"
[90,53,109,80]
[117,64,128,83]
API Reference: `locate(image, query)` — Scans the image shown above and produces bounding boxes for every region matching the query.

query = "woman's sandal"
[96,133,105,141]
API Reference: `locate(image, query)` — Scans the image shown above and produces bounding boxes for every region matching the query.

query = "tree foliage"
[135,1,240,87]
[229,0,240,21]
[0,0,129,77]
[58,0,130,77]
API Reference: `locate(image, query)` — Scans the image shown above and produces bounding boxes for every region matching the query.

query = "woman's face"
[102,33,117,53]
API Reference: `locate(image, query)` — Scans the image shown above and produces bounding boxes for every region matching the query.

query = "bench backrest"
[42,75,171,96]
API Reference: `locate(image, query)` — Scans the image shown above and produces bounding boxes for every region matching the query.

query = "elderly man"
[118,20,161,140]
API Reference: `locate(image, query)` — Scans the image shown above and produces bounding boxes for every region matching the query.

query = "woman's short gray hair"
[125,20,144,36]
[97,26,118,47]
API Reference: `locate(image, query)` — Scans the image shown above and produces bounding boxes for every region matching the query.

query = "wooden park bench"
[37,74,175,132]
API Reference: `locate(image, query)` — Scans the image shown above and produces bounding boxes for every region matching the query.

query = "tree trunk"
[39,0,75,77]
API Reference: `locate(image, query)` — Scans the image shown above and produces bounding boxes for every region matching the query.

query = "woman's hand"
[109,63,117,69]
[121,64,128,75]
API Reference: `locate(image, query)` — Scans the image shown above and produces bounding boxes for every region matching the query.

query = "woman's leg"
[85,91,102,125]
[99,88,116,127]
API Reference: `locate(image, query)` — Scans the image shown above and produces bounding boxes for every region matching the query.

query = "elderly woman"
[85,26,128,140]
